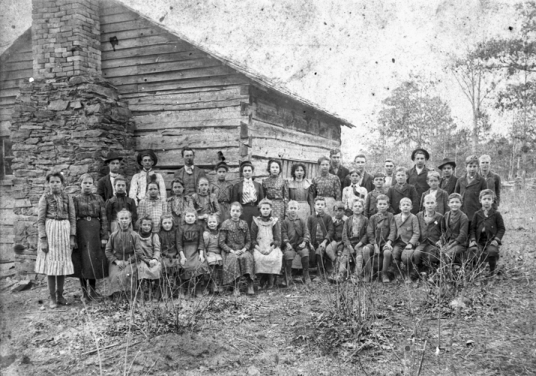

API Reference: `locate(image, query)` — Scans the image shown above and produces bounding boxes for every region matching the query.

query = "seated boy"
[362,194,396,282]
[307,197,334,281]
[387,167,419,214]
[468,189,505,276]
[438,193,469,264]
[390,197,420,283]
[324,201,348,276]
[364,172,390,218]
[414,193,443,273]
[419,171,449,215]
[282,200,311,285]
[334,198,368,282]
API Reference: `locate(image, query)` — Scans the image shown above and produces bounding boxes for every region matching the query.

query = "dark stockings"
[47,276,65,300]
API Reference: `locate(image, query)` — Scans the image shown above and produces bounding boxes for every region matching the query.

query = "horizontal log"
[250,120,339,149]
[101,41,194,60]
[0,97,16,106]
[130,99,244,112]
[101,50,207,69]
[250,137,329,163]
[102,58,222,79]
[101,35,176,53]
[0,88,20,99]
[136,127,239,150]
[107,65,236,85]
[120,85,248,99]
[127,86,248,105]
[0,69,33,82]
[0,78,31,90]
[115,74,251,93]
[135,117,244,133]
[134,107,241,128]
[100,11,140,25]
[100,27,164,43]
[152,147,241,168]
[0,60,32,74]
[0,235,14,244]
[1,51,32,64]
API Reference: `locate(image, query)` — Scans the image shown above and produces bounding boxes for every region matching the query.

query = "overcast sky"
[0,0,517,158]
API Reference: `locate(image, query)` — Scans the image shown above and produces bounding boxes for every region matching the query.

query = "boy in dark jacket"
[364,172,390,218]
[362,194,396,282]
[468,189,505,275]
[333,198,368,282]
[307,197,335,281]
[455,155,487,223]
[282,200,311,285]
[415,193,443,271]
[387,167,419,214]
[439,193,469,264]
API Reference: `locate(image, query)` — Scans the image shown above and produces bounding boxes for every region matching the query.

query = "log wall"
[99,1,250,185]
[0,29,32,262]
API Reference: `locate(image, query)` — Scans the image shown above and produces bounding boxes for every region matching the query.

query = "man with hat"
[173,147,207,197]
[407,148,431,199]
[97,151,125,202]
[438,157,458,195]
[129,149,167,205]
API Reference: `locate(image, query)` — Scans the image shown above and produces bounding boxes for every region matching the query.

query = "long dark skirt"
[222,251,255,285]
[71,218,108,280]
[241,205,259,229]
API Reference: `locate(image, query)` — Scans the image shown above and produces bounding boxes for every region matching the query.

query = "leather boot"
[302,257,311,285]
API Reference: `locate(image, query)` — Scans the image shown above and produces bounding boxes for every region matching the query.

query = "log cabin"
[0,0,354,275]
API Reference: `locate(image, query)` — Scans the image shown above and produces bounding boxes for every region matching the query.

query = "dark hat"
[215,161,229,172]
[411,148,430,161]
[438,157,456,170]
[137,150,158,167]
[102,150,123,164]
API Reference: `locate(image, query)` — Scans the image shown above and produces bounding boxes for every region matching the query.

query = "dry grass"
[0,189,534,375]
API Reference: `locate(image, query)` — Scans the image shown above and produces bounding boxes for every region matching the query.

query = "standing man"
[407,148,430,199]
[344,154,374,192]
[438,157,458,195]
[97,151,124,202]
[329,149,350,192]
[479,154,501,207]
[384,159,395,187]
[129,149,167,205]
[173,147,207,197]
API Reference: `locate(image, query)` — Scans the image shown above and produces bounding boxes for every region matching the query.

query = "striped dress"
[35,192,76,276]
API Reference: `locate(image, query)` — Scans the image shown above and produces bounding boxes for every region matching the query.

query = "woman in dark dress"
[72,173,109,302]
[231,161,264,228]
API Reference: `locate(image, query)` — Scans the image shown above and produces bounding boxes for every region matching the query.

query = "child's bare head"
[114,176,127,194]
[184,209,197,224]
[423,194,437,212]
[395,167,407,184]
[376,194,389,213]
[333,201,345,219]
[373,172,385,188]
[117,209,132,230]
[139,216,153,234]
[258,198,273,217]
[230,202,242,220]
[314,197,326,214]
[207,214,219,230]
[448,193,463,212]
[426,171,441,189]
[465,155,479,176]
[399,197,412,213]
[352,198,365,215]
[479,189,495,209]
[287,200,299,217]
[160,214,174,231]
[171,179,184,196]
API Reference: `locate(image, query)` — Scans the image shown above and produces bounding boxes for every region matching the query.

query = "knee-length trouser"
[337,244,364,275]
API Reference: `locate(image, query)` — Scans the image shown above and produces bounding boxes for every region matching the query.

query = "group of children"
[35,149,506,308]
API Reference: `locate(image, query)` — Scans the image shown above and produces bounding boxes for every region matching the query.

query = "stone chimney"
[10,0,136,276]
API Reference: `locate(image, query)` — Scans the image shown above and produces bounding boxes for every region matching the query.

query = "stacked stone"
[10,75,136,275]
[32,0,101,79]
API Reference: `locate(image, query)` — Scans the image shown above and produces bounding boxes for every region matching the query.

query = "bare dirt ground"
[1,190,535,376]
